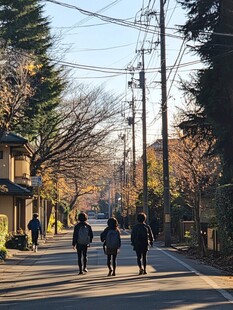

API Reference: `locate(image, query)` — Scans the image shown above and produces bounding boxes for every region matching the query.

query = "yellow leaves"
[146,147,163,191]
[25,63,43,76]
[85,185,96,193]
[170,133,220,195]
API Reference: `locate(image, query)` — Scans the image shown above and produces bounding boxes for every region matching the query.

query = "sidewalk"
[0,229,69,266]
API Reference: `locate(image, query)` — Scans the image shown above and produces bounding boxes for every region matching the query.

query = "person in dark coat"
[149,216,160,241]
[131,212,153,275]
[72,212,93,274]
[27,213,42,252]
[100,217,121,276]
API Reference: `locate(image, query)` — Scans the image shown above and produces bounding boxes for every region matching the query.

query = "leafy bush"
[0,246,7,260]
[0,215,8,260]
[215,184,233,255]
[0,214,8,247]
[47,213,63,233]
[184,229,198,247]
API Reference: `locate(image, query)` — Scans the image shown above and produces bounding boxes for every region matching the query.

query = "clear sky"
[43,0,201,153]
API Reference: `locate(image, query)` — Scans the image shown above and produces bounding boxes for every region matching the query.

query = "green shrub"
[0,246,7,261]
[215,184,233,255]
[0,215,8,260]
[184,229,197,247]
[0,215,8,247]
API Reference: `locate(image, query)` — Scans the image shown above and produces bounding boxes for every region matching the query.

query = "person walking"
[131,212,154,275]
[149,215,160,241]
[72,212,93,275]
[100,217,121,276]
[27,213,42,252]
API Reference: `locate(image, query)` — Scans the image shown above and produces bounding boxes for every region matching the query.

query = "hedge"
[0,214,8,261]
[215,184,233,255]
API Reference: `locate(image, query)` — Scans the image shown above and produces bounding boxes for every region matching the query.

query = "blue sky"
[43,0,201,148]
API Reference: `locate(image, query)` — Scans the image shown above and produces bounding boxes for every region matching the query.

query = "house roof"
[0,179,32,197]
[0,132,28,144]
[0,132,33,155]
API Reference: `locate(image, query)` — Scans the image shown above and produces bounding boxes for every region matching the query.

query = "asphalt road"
[0,220,233,310]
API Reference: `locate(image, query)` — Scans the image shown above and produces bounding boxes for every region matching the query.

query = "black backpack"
[105,230,120,249]
[77,225,90,245]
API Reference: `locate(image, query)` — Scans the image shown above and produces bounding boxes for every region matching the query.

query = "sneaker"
[139,269,143,275]
[112,271,116,276]
[107,269,112,276]
[143,270,147,274]
[78,271,84,275]
[83,268,88,273]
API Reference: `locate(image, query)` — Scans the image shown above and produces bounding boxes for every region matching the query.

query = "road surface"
[0,220,233,309]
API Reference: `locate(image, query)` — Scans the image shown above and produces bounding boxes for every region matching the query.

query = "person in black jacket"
[100,217,121,276]
[131,212,153,275]
[72,212,93,274]
[149,216,160,241]
[27,213,42,252]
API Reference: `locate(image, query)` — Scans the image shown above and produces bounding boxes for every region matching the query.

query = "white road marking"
[157,247,233,304]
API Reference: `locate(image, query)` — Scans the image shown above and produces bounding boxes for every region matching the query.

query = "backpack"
[105,230,120,249]
[77,225,90,245]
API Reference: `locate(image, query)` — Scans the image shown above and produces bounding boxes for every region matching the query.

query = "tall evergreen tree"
[0,0,65,141]
[178,0,233,183]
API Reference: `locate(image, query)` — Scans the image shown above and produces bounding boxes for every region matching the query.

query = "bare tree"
[0,49,34,138]
[171,126,220,255]
[30,84,123,174]
[30,84,124,210]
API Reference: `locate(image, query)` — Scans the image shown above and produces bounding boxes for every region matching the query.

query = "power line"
[44,0,183,40]
[64,42,137,53]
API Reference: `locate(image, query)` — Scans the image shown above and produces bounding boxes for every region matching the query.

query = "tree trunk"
[194,189,207,256]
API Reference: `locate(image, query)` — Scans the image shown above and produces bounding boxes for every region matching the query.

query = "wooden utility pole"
[131,96,136,186]
[54,180,58,235]
[128,75,137,186]
[140,50,148,220]
[160,0,171,246]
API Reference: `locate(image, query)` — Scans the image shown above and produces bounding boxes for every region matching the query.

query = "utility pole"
[128,78,136,186]
[120,133,126,214]
[131,96,136,186]
[139,50,148,220]
[54,180,58,235]
[160,0,171,246]
[54,161,60,235]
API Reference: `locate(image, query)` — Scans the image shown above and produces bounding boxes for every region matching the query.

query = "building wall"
[15,156,30,178]
[25,199,33,234]
[0,146,11,179]
[14,156,31,186]
[0,197,33,233]
[0,139,33,234]
[0,196,14,231]
[10,150,14,182]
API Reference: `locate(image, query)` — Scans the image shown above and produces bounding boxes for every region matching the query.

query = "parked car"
[97,212,105,219]
[87,211,96,219]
